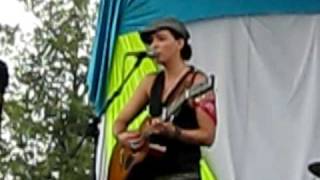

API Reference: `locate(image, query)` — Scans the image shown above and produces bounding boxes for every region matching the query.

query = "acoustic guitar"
[107,75,214,180]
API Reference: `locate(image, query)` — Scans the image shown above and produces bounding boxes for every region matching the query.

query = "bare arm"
[176,74,216,146]
[113,74,155,136]
[175,90,216,146]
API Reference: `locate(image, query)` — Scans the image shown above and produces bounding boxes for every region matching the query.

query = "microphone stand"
[0,95,3,140]
[70,53,148,180]
[99,52,148,116]
[0,60,8,141]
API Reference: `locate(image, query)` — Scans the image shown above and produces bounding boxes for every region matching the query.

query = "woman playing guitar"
[112,17,217,180]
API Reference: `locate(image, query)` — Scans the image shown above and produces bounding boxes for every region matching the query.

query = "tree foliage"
[0,0,98,179]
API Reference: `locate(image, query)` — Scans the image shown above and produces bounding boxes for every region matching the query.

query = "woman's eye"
[158,36,166,41]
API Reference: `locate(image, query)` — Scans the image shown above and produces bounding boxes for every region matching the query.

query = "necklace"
[162,66,190,101]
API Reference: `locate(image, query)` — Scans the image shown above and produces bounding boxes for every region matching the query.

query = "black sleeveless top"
[147,68,201,174]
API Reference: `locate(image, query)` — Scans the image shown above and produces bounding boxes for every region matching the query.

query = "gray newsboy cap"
[140,17,190,44]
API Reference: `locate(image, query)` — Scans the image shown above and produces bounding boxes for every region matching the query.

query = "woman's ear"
[177,38,185,50]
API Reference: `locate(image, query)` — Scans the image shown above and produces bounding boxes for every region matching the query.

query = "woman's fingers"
[117,131,144,149]
[149,120,175,137]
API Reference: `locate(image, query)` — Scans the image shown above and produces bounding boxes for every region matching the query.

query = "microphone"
[125,49,156,59]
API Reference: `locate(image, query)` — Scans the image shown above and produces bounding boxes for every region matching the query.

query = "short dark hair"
[166,28,192,61]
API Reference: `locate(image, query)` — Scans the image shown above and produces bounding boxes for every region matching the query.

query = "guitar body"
[108,119,158,180]
[107,140,149,180]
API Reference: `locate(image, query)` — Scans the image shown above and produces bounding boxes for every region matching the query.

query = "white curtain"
[188,15,320,180]
[96,116,108,180]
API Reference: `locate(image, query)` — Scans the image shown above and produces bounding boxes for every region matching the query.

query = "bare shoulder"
[192,70,209,84]
[142,72,157,86]
[141,72,158,96]
[191,70,215,97]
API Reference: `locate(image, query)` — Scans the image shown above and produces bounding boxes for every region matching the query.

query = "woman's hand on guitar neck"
[148,118,177,138]
[117,131,145,150]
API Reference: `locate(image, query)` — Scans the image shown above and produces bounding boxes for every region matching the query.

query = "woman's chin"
[155,58,165,64]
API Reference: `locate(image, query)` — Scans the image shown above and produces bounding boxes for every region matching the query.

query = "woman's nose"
[150,42,156,50]
[150,39,158,49]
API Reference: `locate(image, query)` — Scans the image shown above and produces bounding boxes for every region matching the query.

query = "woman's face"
[149,29,184,64]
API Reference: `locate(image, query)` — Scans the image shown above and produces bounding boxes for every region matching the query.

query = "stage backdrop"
[86,1,320,180]
[188,15,320,180]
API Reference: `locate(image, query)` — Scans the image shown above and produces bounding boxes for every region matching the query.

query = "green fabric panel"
[104,32,217,180]
[200,159,217,180]
[104,32,157,162]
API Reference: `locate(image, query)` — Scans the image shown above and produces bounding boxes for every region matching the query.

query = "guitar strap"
[149,66,196,117]
[164,67,196,106]
[149,71,165,117]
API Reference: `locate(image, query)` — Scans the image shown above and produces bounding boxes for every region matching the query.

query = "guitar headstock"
[185,74,214,99]
[164,74,215,121]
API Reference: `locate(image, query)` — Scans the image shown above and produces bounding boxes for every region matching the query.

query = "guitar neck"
[161,75,214,122]
[163,93,186,121]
